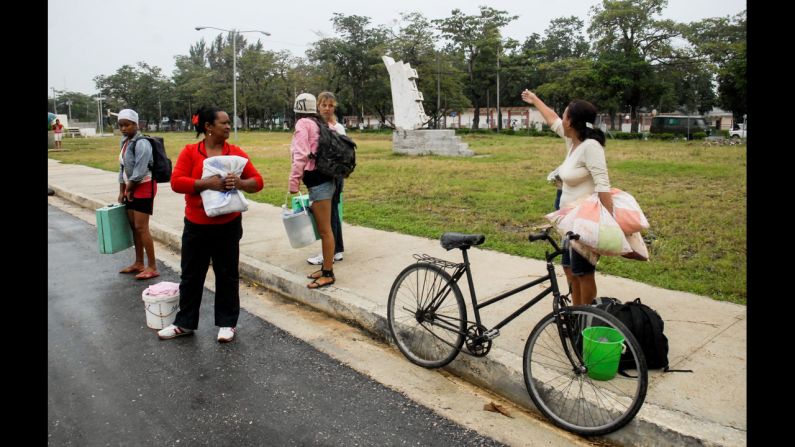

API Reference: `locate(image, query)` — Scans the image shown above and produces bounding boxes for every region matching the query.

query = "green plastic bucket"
[582,326,625,381]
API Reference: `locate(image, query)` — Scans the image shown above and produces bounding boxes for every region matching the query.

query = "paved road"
[47,205,505,446]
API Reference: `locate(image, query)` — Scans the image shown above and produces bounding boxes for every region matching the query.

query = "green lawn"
[49,130,747,304]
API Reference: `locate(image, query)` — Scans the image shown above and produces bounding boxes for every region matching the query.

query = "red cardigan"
[171,141,264,225]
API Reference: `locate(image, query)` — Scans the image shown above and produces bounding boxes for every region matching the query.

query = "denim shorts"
[308,180,336,202]
[561,244,596,276]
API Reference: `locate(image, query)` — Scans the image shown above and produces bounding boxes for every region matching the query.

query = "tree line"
[48,0,746,132]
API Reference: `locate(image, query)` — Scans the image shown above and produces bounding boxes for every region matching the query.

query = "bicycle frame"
[427,234,569,339]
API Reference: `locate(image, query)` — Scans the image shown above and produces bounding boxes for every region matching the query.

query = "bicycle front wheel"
[523,306,648,436]
[387,263,466,368]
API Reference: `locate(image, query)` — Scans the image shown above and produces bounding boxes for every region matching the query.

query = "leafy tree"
[387,12,470,128]
[588,0,682,131]
[307,14,391,126]
[542,16,591,62]
[172,39,213,123]
[47,91,97,123]
[683,10,746,120]
[434,6,517,129]
[94,62,171,130]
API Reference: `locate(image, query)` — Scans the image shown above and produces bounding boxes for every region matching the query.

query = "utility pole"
[496,43,501,132]
[486,89,490,129]
[436,51,441,129]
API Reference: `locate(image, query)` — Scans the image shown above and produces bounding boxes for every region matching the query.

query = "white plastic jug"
[282,205,317,248]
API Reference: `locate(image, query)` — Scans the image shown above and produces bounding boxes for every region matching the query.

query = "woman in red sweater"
[157,106,264,343]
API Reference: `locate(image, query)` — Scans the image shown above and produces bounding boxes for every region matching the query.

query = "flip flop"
[307,277,335,289]
[135,270,160,280]
[120,265,145,274]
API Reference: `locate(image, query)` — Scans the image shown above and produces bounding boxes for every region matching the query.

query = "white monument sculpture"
[382,56,473,157]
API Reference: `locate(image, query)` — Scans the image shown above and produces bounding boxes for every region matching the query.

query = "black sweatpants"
[330,177,344,254]
[174,215,243,330]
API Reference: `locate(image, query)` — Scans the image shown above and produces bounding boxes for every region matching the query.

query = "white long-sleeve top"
[551,118,611,208]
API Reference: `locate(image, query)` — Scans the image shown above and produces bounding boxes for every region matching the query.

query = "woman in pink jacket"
[289,93,336,289]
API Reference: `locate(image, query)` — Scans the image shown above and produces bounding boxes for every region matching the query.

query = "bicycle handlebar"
[528,230,580,254]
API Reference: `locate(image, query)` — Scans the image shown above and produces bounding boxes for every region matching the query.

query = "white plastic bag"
[200,155,250,217]
[281,205,316,248]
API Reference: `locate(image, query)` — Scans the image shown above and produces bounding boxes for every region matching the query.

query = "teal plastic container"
[96,203,134,254]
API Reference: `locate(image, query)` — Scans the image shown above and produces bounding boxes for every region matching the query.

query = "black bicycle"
[387,228,648,435]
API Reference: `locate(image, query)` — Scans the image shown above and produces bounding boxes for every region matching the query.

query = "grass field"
[49,130,747,304]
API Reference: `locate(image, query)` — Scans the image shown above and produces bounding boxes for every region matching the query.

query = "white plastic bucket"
[282,207,317,248]
[142,290,180,330]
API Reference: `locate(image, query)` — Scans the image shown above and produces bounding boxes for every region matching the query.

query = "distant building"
[703,107,736,131]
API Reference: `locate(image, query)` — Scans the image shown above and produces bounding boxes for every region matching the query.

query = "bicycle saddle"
[440,232,486,250]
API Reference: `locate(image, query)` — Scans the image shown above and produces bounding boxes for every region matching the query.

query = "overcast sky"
[47,0,745,96]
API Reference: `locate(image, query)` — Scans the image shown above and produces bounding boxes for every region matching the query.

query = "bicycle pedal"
[484,328,500,340]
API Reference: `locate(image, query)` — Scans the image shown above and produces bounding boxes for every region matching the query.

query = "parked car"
[650,115,710,139]
[729,123,747,139]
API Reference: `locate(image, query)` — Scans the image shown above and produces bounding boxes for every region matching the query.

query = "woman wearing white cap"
[117,108,159,280]
[289,93,337,289]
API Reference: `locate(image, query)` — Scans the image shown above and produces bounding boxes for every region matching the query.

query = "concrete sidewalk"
[48,158,746,446]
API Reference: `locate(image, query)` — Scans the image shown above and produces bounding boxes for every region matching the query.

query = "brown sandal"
[307,269,335,289]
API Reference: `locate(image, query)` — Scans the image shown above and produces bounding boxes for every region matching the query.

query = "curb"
[49,184,746,447]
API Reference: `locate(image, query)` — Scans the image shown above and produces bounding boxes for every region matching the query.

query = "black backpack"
[308,117,356,179]
[130,135,172,183]
[592,297,692,373]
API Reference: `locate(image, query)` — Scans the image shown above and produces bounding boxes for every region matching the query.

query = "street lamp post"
[195,26,270,141]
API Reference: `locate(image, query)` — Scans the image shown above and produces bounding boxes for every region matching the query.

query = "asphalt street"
[47,204,505,446]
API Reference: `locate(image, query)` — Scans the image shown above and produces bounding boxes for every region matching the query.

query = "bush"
[526,129,559,138]
[648,133,677,140]
[455,128,492,135]
[611,131,644,140]
[691,132,707,140]
[353,128,393,134]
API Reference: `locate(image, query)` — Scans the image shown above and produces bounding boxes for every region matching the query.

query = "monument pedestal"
[392,129,473,157]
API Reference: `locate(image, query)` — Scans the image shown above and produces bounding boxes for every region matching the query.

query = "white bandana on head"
[118,109,139,125]
[585,122,594,129]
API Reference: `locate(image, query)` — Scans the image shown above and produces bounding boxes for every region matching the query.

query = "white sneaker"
[306,252,344,265]
[157,324,193,340]
[218,327,237,343]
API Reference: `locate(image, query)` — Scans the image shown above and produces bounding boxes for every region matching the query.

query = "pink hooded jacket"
[289,117,321,192]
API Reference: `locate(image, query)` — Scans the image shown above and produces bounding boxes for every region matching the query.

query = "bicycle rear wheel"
[523,306,648,436]
[387,263,466,368]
